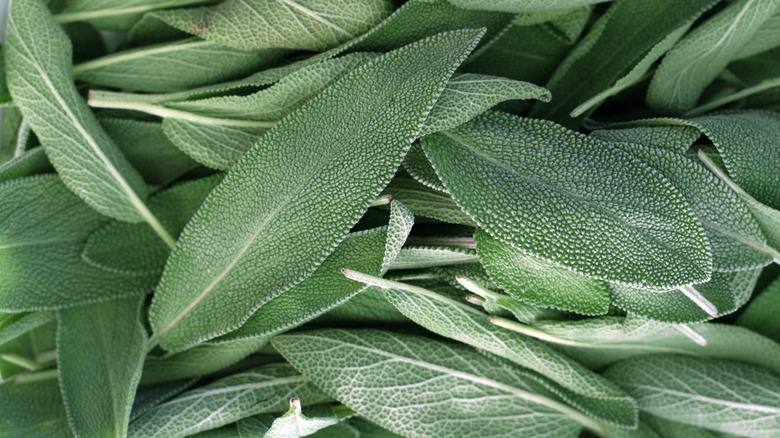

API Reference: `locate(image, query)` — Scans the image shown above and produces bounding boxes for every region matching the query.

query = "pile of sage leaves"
[1,0,780,437]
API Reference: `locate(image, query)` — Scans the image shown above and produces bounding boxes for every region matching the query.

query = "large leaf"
[57,296,147,438]
[273,329,605,437]
[421,112,712,290]
[0,379,73,437]
[605,354,780,437]
[737,276,780,343]
[148,30,483,352]
[5,0,163,230]
[129,364,331,438]
[0,176,155,311]
[647,0,780,114]
[153,0,393,51]
[55,0,212,29]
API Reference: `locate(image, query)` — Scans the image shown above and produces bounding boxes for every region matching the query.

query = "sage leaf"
[74,38,288,93]
[0,147,53,184]
[737,276,780,343]
[642,414,719,438]
[390,246,479,270]
[647,0,780,114]
[605,354,780,437]
[421,112,712,290]
[347,418,403,438]
[344,271,638,427]
[0,107,26,166]
[55,0,213,29]
[0,176,155,311]
[317,287,408,325]
[273,329,601,437]
[149,29,484,352]
[57,295,146,438]
[475,229,610,315]
[5,0,170,239]
[0,312,56,347]
[446,0,609,13]
[262,399,338,438]
[402,142,447,191]
[131,378,198,421]
[589,125,701,153]
[0,379,73,437]
[161,122,267,171]
[379,176,474,226]
[129,363,331,438]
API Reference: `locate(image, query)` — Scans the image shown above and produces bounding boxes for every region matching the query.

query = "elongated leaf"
[74,38,287,93]
[0,176,155,311]
[57,295,146,438]
[149,30,484,352]
[390,246,478,270]
[344,272,637,427]
[131,379,198,421]
[422,112,711,289]
[0,379,73,437]
[162,122,266,171]
[273,329,599,437]
[318,287,408,324]
[0,107,27,165]
[605,354,780,436]
[154,0,393,51]
[238,412,357,438]
[589,125,701,153]
[0,312,55,347]
[380,176,474,226]
[83,175,223,276]
[56,0,213,29]
[0,147,53,184]
[447,0,608,13]
[648,0,780,114]
[642,414,718,438]
[5,0,155,224]
[420,73,550,135]
[402,142,447,191]
[737,276,780,343]
[129,364,331,438]
[219,201,412,342]
[262,399,338,438]
[475,229,610,315]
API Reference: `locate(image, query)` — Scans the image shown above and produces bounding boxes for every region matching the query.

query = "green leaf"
[0,312,56,348]
[403,142,447,191]
[1,108,29,166]
[57,295,147,438]
[148,29,483,352]
[131,378,198,421]
[347,417,403,438]
[273,329,604,437]
[455,275,564,324]
[74,38,288,93]
[605,354,780,436]
[642,414,720,438]
[389,246,478,270]
[648,0,780,114]
[0,379,73,437]
[129,363,331,438]
[737,276,780,343]
[219,201,413,342]
[317,287,408,325]
[161,122,267,171]
[262,399,338,438]
[446,0,608,13]
[589,125,701,153]
[344,271,637,427]
[55,0,213,29]
[153,0,393,51]
[0,148,53,184]
[475,229,610,315]
[421,112,712,290]
[0,176,155,311]
[734,7,780,60]
[5,0,168,235]
[420,73,550,135]
[83,175,223,277]
[380,176,474,226]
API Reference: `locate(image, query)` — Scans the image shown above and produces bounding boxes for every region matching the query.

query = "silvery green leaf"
[83,175,223,277]
[129,363,331,438]
[161,122,266,171]
[589,125,701,153]
[345,272,637,427]
[648,0,780,114]
[347,418,403,438]
[261,399,338,438]
[737,276,780,343]
[55,0,213,29]
[380,176,474,226]
[389,246,478,270]
[0,312,55,346]
[57,295,146,438]
[219,201,413,342]
[5,0,161,228]
[0,176,155,311]
[0,379,73,437]
[238,412,358,438]
[131,379,198,421]
[141,337,268,385]
[475,229,610,315]
[457,276,563,324]
[153,0,393,51]
[402,142,446,191]
[446,0,608,13]
[420,73,550,135]
[191,426,240,438]
[0,148,53,184]
[531,0,716,125]
[148,30,484,352]
[605,354,780,437]
[642,414,719,438]
[318,287,408,325]
[734,7,780,59]
[74,38,288,93]
[421,112,712,290]
[273,329,602,437]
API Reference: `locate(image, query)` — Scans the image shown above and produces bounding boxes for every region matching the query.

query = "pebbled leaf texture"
[737,276,780,343]
[446,0,607,13]
[262,399,338,438]
[421,112,712,290]
[5,0,152,224]
[0,379,73,437]
[149,29,484,352]
[57,295,147,438]
[56,0,213,30]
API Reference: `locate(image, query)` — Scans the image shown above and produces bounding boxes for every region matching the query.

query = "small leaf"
[380,176,474,226]
[262,399,338,438]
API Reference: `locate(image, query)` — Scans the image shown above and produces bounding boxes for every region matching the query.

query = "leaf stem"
[368,194,392,207]
[677,285,718,318]
[683,77,780,117]
[0,354,41,371]
[13,369,58,384]
[88,91,278,129]
[674,324,707,346]
[405,236,476,249]
[54,0,209,24]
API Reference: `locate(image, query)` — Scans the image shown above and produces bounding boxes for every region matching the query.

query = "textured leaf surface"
[0,176,154,311]
[737,276,780,343]
[589,125,701,153]
[380,176,473,225]
[389,246,478,270]
[74,39,287,93]
[422,112,711,289]
[154,0,393,51]
[605,355,780,437]
[273,329,591,437]
[57,295,146,438]
[131,379,198,421]
[129,364,331,438]
[0,379,73,437]
[220,201,412,342]
[56,0,213,29]
[475,229,610,315]
[446,0,606,13]
[0,147,53,184]
[263,399,338,438]
[0,312,55,346]
[162,121,266,171]
[5,0,151,223]
[149,30,483,352]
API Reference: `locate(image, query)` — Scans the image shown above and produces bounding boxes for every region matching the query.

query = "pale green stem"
[405,236,476,249]
[35,350,57,366]
[13,369,58,384]
[332,404,356,420]
[88,91,278,129]
[0,354,41,371]
[465,294,486,306]
[13,120,29,158]
[675,324,707,347]
[455,276,503,301]
[489,316,588,348]
[684,77,780,117]
[678,285,718,318]
[369,194,392,207]
[54,0,209,23]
